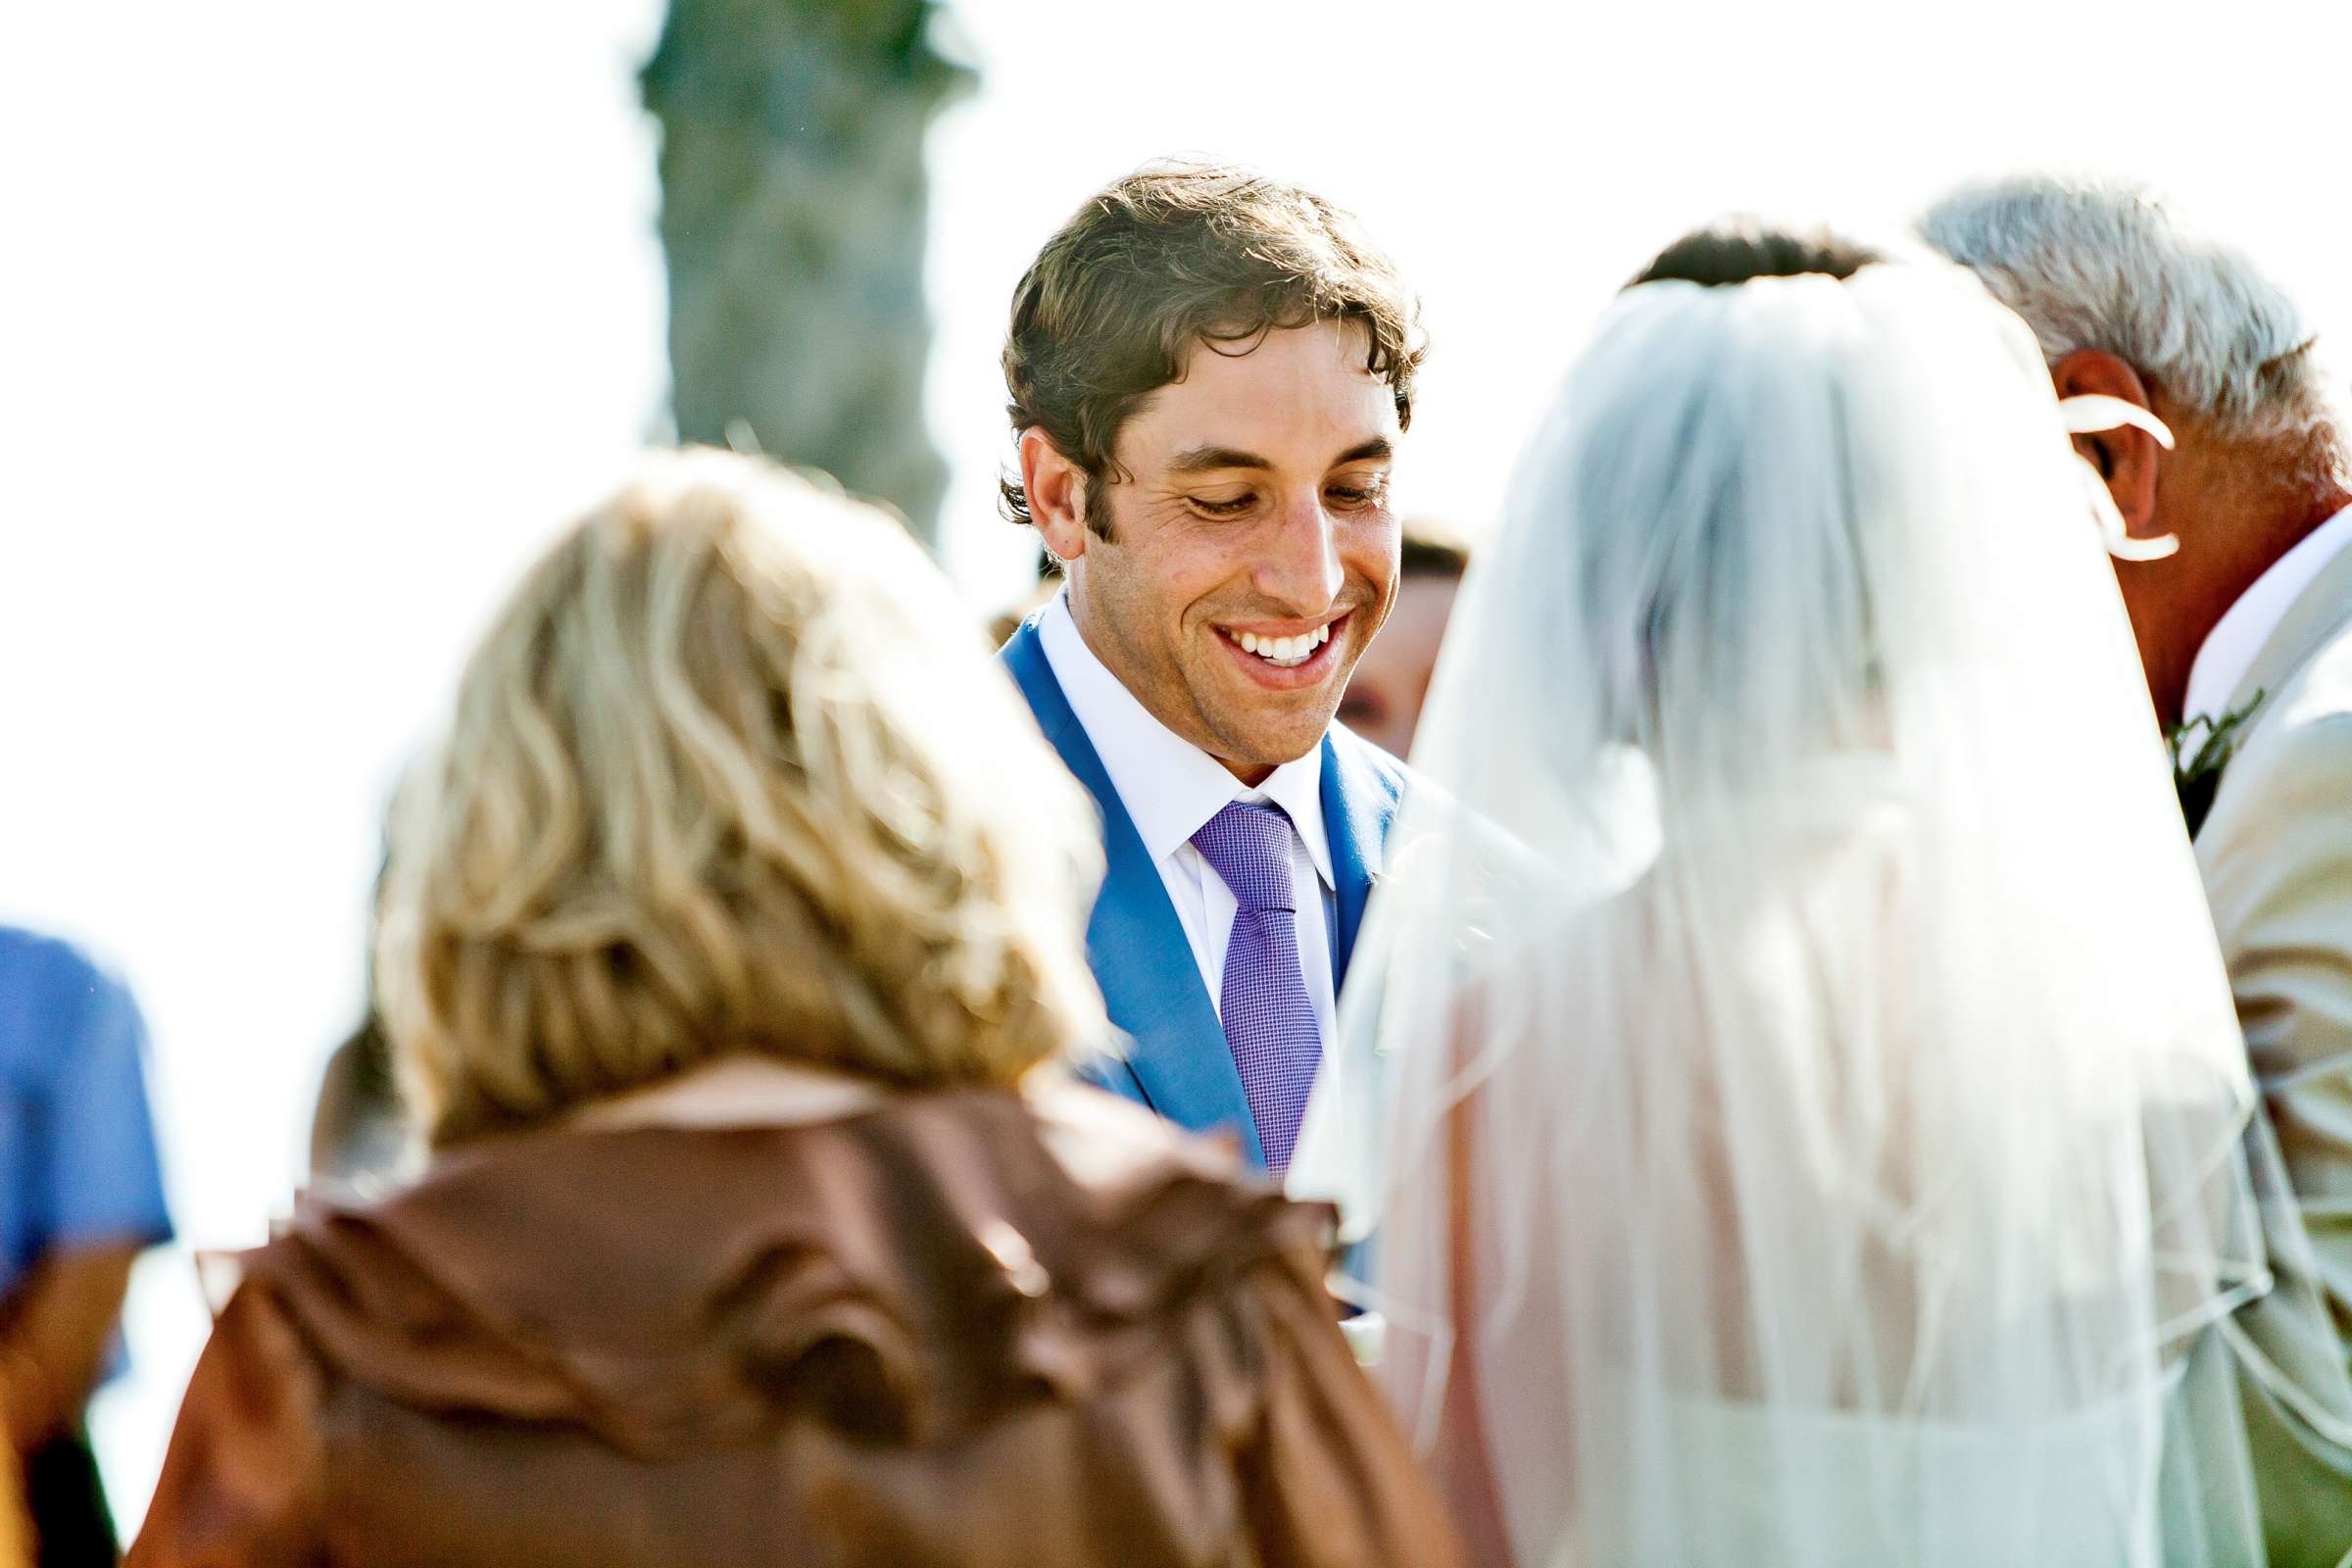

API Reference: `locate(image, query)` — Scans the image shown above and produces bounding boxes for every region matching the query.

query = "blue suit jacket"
[1002,619,1405,1167]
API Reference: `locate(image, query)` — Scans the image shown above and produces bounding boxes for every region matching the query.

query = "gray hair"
[1919,174,2337,457]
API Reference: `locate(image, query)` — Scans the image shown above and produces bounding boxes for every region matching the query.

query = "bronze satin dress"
[127,1078,1462,1568]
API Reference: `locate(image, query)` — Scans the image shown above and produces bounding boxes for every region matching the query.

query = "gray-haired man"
[1924,174,2352,1559]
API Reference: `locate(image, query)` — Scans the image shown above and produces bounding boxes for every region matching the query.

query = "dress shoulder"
[233,1081,1335,1455]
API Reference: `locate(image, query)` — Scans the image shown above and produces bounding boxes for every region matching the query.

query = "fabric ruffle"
[236,1083,1336,1460]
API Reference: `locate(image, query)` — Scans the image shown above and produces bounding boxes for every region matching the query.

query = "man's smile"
[1210,610,1352,688]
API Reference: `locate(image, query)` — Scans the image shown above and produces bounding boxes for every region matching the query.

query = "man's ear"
[1019,429,1092,563]
[2052,348,2165,540]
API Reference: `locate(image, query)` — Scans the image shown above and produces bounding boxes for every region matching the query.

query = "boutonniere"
[2167,691,2264,838]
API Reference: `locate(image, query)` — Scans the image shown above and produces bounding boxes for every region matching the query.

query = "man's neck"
[2153,479,2352,727]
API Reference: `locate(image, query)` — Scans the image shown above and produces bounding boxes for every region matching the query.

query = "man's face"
[1337,569,1458,758]
[1059,321,1403,781]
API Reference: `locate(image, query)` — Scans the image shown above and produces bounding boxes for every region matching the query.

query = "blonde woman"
[128,452,1457,1568]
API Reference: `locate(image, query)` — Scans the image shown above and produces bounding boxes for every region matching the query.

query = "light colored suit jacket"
[2194,540,2352,1561]
[2201,539,2352,1339]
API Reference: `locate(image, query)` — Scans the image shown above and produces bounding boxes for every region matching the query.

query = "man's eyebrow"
[1167,445,1272,474]
[1166,437,1395,475]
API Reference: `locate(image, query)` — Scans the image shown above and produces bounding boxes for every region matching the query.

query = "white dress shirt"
[1038,593,1338,1054]
[2183,504,2352,722]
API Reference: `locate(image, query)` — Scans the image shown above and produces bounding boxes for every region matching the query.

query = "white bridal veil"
[1294,264,2337,1565]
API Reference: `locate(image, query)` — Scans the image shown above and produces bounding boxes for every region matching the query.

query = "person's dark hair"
[1628,219,1883,290]
[1002,160,1424,538]
[1398,517,1470,580]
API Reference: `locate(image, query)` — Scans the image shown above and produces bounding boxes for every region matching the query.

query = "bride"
[1296,242,2343,1565]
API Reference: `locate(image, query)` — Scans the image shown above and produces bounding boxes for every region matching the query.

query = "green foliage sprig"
[2167,691,2264,837]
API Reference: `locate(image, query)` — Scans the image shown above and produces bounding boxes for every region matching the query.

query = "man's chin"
[1201,701,1343,777]
[1183,637,1357,773]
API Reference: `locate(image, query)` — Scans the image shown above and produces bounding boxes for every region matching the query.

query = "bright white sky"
[7,0,2352,1527]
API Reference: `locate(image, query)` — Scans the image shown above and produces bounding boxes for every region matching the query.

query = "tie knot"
[1191,801,1296,913]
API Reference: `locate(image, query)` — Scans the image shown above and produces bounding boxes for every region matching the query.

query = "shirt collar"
[2183,503,2352,721]
[1038,592,1332,887]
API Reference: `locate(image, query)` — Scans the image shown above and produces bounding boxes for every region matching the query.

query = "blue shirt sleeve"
[34,953,173,1257]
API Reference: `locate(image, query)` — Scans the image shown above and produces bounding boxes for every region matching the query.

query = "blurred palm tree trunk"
[642,0,971,543]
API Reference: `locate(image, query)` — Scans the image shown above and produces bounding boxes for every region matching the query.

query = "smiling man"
[998,162,1423,1173]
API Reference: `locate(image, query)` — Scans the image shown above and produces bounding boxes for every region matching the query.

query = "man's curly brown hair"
[1001,160,1424,539]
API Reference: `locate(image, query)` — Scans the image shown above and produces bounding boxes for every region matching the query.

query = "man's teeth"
[1233,623,1332,665]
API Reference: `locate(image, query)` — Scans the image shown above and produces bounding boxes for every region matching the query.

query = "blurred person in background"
[1333,519,1467,758]
[0,928,173,1567]
[304,844,413,1197]
[304,1009,404,1196]
[998,161,1421,1178]
[1927,177,2352,1547]
[985,547,1062,647]
[1298,235,2343,1564]
[126,451,1459,1568]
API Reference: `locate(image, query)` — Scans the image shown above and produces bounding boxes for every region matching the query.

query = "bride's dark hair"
[1628,219,1882,291]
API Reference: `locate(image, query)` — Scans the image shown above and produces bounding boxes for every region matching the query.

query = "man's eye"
[1327,483,1388,509]
[1191,494,1254,517]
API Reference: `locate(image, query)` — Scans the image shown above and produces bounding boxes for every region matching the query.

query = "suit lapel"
[1321,726,1404,992]
[1001,623,1262,1163]
[2229,538,2352,719]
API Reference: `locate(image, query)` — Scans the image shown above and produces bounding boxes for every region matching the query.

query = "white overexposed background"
[5,0,2350,1531]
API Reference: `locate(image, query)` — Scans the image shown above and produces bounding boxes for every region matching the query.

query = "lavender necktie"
[1191,801,1320,1174]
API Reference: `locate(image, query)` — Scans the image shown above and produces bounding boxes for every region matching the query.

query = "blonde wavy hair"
[376,450,1107,1147]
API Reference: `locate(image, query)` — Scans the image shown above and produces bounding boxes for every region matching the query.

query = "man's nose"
[1254,489,1345,614]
